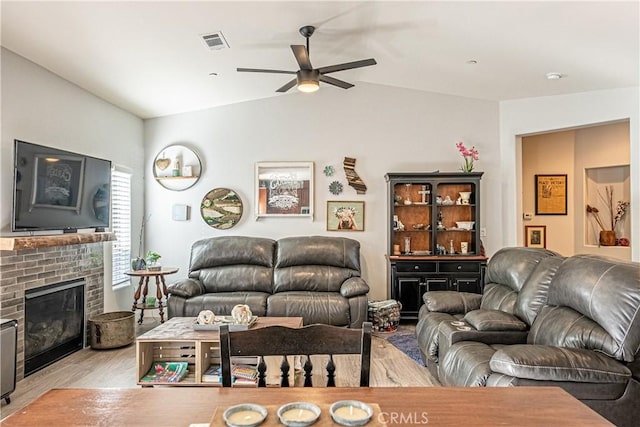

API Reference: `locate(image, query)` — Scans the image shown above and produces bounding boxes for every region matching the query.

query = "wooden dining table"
[0,386,611,426]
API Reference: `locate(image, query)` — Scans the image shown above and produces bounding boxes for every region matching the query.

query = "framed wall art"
[535,174,567,215]
[525,225,546,248]
[327,201,364,231]
[255,162,313,217]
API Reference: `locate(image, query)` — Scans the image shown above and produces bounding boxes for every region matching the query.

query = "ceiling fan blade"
[237,68,296,75]
[319,75,354,89]
[291,45,313,70]
[317,58,377,74]
[276,78,298,93]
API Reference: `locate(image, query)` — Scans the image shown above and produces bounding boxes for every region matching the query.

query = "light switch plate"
[172,204,189,221]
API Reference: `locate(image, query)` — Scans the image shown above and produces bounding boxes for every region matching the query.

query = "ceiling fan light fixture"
[296,69,320,93]
[297,80,319,93]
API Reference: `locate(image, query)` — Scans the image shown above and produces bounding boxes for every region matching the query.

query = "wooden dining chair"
[219,322,372,387]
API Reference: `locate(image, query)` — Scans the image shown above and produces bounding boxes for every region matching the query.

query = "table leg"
[138,277,150,324]
[132,276,144,312]
[156,275,165,323]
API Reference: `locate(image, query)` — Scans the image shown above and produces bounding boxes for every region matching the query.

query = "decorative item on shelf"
[403,183,412,205]
[396,219,405,231]
[201,188,243,229]
[145,251,162,271]
[394,192,403,205]
[403,237,411,254]
[323,165,335,177]
[154,152,170,171]
[458,191,472,205]
[393,244,401,256]
[436,209,445,230]
[586,185,630,246]
[196,310,216,325]
[449,239,455,255]
[171,157,181,177]
[417,185,431,204]
[456,221,475,230]
[329,180,343,195]
[392,215,399,230]
[456,141,479,173]
[460,241,469,254]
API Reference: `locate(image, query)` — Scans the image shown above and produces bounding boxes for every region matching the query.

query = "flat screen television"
[12,140,112,232]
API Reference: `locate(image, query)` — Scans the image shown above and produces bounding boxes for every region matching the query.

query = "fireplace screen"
[24,279,85,376]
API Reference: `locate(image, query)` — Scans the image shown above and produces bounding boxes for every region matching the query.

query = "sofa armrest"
[167,278,204,299]
[423,291,482,314]
[463,309,528,331]
[437,320,528,361]
[490,344,631,383]
[340,277,369,298]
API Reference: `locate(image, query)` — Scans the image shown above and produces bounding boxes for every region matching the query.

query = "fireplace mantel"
[0,232,115,251]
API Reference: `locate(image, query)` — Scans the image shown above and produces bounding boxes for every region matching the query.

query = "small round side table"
[126,268,178,324]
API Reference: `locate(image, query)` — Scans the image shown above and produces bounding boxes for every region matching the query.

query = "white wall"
[501,87,640,261]
[0,48,145,311]
[144,83,499,300]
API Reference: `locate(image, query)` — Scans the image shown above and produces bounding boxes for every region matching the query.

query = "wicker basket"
[367,300,402,332]
[88,311,135,350]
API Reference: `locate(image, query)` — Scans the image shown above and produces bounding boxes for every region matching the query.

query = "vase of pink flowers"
[456,141,479,172]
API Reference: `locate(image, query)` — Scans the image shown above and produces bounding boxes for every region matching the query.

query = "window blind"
[111,170,131,287]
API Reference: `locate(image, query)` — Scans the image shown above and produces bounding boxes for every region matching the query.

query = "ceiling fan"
[237,25,377,93]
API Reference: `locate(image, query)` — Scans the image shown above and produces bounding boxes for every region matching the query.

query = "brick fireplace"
[0,233,115,380]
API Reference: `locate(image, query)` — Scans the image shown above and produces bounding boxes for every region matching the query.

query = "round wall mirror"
[153,144,202,191]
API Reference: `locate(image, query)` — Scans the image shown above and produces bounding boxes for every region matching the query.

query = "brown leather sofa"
[437,254,640,427]
[166,235,369,328]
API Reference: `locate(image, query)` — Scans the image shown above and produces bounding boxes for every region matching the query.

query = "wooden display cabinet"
[385,172,487,320]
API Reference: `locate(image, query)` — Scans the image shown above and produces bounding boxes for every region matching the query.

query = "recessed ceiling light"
[466,59,478,65]
[546,72,564,80]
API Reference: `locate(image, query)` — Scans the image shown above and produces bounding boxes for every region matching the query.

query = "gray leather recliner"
[166,235,369,328]
[415,247,562,377]
[438,254,640,427]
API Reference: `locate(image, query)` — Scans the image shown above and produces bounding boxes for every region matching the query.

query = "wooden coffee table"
[135,316,303,387]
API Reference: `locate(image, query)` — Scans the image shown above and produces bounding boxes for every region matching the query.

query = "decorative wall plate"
[200,188,243,229]
[323,165,335,177]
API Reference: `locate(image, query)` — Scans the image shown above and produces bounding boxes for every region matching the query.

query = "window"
[111,169,131,287]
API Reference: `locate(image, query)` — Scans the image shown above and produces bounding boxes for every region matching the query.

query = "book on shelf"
[232,364,258,384]
[202,364,221,383]
[141,361,188,383]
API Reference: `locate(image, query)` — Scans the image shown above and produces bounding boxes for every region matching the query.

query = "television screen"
[12,140,112,232]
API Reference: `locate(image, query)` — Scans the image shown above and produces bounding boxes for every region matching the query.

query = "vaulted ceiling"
[2,1,638,119]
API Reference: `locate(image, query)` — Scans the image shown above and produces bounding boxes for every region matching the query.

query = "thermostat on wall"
[172,204,189,221]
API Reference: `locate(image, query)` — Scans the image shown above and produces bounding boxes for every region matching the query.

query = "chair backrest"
[219,322,372,387]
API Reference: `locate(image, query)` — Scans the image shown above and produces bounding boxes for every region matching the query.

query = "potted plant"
[146,251,162,271]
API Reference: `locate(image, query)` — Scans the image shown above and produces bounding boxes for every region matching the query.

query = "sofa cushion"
[182,292,269,317]
[267,291,350,326]
[464,309,528,331]
[275,236,360,270]
[189,236,275,271]
[199,265,273,293]
[274,265,359,293]
[490,344,631,383]
[479,282,519,313]
[545,255,640,362]
[528,306,617,355]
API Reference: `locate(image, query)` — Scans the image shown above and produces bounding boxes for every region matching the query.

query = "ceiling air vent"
[201,31,229,51]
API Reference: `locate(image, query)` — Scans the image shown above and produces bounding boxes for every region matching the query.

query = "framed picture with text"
[525,225,546,248]
[535,174,567,215]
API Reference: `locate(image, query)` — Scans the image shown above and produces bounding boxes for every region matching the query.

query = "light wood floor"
[0,319,438,420]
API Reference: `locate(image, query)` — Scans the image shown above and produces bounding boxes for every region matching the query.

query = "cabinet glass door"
[391,183,432,255]
[435,181,477,256]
